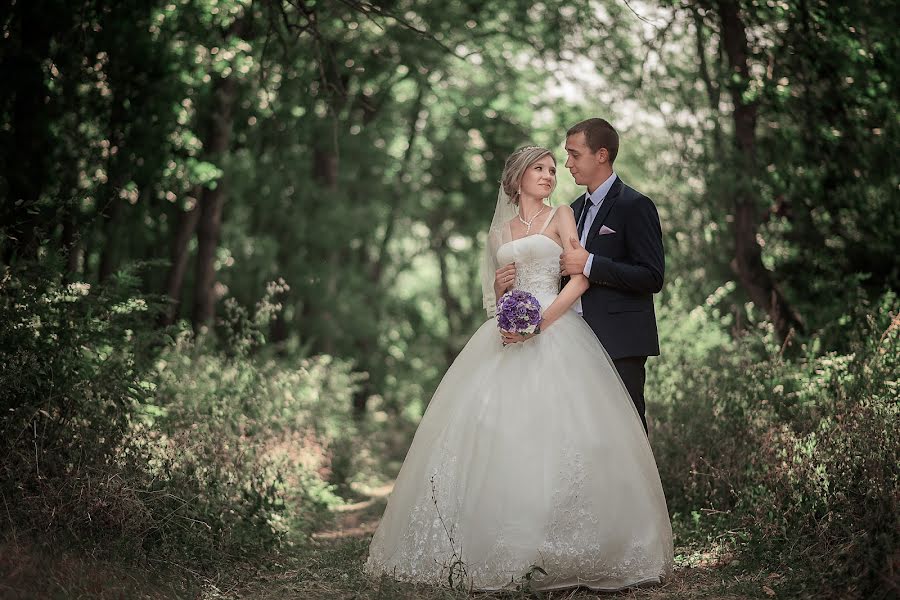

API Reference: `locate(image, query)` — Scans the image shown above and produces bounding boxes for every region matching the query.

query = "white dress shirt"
[574,172,617,315]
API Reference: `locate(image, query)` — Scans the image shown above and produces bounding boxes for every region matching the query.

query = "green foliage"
[645,0,900,338]
[130,340,360,562]
[1,0,899,596]
[650,291,899,598]
[1,264,365,566]
[0,262,165,546]
[0,261,163,467]
[2,0,652,418]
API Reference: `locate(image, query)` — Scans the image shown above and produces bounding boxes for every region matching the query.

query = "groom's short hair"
[567,118,619,164]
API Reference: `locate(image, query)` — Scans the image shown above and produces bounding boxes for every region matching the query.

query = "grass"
[1,480,779,600]
[0,539,200,599]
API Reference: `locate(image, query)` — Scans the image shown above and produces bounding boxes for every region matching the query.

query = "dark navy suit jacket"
[566,177,664,360]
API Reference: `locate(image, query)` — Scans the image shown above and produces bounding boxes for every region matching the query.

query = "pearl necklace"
[518,204,547,234]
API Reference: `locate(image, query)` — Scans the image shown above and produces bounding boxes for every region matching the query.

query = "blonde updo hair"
[501,145,555,204]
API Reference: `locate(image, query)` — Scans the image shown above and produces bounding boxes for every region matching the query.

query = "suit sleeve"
[587,195,665,293]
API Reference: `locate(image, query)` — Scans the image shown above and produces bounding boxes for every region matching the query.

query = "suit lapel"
[585,177,623,244]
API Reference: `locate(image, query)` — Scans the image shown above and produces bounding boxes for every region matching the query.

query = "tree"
[715,0,803,341]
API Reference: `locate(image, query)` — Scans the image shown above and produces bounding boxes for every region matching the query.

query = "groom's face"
[565,132,605,188]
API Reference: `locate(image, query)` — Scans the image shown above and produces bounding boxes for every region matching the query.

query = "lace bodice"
[496,234,563,300]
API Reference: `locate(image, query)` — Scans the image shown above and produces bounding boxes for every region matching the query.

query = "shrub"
[649,289,899,598]
[1,264,365,567]
[135,330,361,563]
[0,264,164,549]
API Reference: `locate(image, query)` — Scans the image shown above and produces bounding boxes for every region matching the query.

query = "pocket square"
[598,225,616,235]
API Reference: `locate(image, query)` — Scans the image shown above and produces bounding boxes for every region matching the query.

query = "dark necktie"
[577,196,591,238]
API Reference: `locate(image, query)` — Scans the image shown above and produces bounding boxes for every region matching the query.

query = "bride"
[364,145,674,591]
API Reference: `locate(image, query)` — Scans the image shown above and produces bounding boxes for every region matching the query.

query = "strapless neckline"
[497,234,563,253]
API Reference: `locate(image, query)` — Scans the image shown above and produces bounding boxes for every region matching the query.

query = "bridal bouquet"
[496,289,543,335]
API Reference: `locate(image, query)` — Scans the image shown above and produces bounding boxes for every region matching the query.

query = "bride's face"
[519,155,557,199]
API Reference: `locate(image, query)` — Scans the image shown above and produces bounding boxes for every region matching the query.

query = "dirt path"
[218,484,764,600]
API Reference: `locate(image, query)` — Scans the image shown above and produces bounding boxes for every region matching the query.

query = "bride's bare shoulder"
[552,204,576,224]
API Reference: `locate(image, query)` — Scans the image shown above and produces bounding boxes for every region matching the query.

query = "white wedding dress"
[364,230,674,591]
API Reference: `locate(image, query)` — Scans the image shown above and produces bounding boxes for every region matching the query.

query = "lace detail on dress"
[514,257,560,299]
[528,448,669,589]
[364,450,465,585]
[365,446,670,591]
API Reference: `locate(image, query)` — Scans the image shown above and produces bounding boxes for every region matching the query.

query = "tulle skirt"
[364,300,673,591]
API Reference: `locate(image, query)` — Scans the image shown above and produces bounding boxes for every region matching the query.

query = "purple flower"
[496,289,543,335]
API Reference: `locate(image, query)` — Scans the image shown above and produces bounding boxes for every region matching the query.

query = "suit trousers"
[612,356,648,434]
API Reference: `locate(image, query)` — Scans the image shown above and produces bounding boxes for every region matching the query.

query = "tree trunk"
[191,74,237,332]
[370,81,424,283]
[190,11,251,331]
[97,192,124,281]
[1,4,54,263]
[58,163,83,281]
[716,0,803,341]
[348,82,425,416]
[351,341,372,417]
[268,274,289,352]
[313,143,340,354]
[60,204,82,281]
[269,310,289,348]
[98,90,131,282]
[310,32,350,355]
[434,233,463,365]
[161,188,201,326]
[691,7,724,157]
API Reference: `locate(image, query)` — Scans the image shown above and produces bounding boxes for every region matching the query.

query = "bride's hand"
[500,329,537,345]
[495,263,516,293]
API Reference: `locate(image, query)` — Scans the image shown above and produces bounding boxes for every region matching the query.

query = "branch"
[370,80,425,283]
[691,6,724,152]
[621,0,664,30]
[635,12,677,90]
[333,0,470,60]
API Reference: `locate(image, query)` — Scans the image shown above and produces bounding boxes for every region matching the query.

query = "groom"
[559,118,665,433]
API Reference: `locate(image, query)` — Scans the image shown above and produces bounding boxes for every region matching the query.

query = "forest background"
[1,0,897,598]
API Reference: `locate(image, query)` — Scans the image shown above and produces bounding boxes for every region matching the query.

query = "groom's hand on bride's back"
[560,237,589,276]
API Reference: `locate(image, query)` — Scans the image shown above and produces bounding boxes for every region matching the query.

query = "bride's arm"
[540,206,589,331]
